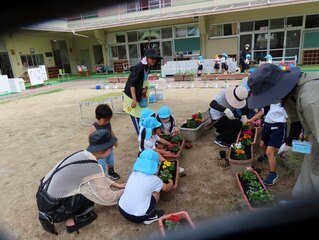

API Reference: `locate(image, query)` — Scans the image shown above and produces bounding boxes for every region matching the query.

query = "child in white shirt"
[118,149,173,224]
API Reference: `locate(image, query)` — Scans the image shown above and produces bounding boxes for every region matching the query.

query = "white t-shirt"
[138,129,161,152]
[220,56,226,63]
[198,60,203,66]
[160,118,177,135]
[210,89,233,120]
[265,103,288,124]
[118,171,163,216]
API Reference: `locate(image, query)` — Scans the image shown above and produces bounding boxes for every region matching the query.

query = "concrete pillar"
[198,16,207,58]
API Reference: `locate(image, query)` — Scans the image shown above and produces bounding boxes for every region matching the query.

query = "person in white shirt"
[197,55,204,77]
[118,149,173,224]
[259,103,288,186]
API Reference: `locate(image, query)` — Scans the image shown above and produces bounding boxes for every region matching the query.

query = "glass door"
[269,31,284,59]
[128,44,140,66]
[161,40,173,63]
[285,30,301,62]
[254,33,268,62]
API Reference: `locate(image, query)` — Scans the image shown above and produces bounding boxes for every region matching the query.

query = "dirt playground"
[0,83,301,239]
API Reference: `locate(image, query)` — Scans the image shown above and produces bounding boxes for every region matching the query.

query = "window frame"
[175,24,199,39]
[20,54,44,68]
[208,22,238,39]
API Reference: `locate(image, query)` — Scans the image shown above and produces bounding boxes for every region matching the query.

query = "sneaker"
[257,154,268,162]
[67,210,97,233]
[264,172,279,186]
[143,209,165,225]
[214,138,230,148]
[178,166,185,174]
[108,168,120,180]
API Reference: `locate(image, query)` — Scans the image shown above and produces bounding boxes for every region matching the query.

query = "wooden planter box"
[235,169,270,210]
[149,75,160,81]
[157,160,179,201]
[228,144,254,173]
[174,75,184,81]
[206,74,216,80]
[108,77,118,83]
[118,77,128,83]
[180,122,206,142]
[158,211,195,237]
[163,140,186,160]
[236,127,258,145]
[183,74,194,81]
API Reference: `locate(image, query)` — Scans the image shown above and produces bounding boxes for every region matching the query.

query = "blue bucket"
[95,84,101,90]
[149,95,157,103]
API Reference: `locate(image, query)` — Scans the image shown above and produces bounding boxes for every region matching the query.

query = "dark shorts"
[221,63,228,70]
[198,65,203,71]
[119,196,157,223]
[214,63,220,69]
[261,122,286,148]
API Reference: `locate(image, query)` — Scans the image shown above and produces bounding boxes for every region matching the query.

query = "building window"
[127,0,171,12]
[21,54,44,68]
[255,20,269,31]
[209,23,237,38]
[116,34,126,43]
[127,31,138,42]
[287,16,303,27]
[111,45,127,59]
[240,21,253,32]
[161,27,172,39]
[305,14,319,29]
[175,25,199,38]
[270,18,284,30]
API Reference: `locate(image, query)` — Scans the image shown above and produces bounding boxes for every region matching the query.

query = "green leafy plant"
[162,134,172,142]
[247,189,273,204]
[231,142,248,160]
[186,112,203,128]
[240,170,257,182]
[171,135,182,144]
[168,144,180,154]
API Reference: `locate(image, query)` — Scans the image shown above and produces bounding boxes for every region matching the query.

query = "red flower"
[192,114,197,120]
[168,215,180,223]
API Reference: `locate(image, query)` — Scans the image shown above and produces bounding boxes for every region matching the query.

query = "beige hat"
[225,86,248,109]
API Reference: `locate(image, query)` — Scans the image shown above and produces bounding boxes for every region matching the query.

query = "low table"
[79,92,124,125]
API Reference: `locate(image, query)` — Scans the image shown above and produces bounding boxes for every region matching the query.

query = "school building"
[1,0,319,78]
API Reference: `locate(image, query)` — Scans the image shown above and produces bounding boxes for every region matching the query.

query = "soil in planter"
[181,122,201,129]
[163,219,191,234]
[230,145,252,160]
[239,176,273,208]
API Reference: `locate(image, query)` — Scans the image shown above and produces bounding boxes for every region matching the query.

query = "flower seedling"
[168,144,180,154]
[164,215,182,231]
[170,134,183,144]
[159,161,175,183]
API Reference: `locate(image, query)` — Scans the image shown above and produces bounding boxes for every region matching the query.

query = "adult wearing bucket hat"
[123,48,163,135]
[210,86,248,147]
[248,63,319,198]
[36,129,125,234]
[118,149,173,224]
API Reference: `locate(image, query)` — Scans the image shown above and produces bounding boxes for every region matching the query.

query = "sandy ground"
[0,83,300,239]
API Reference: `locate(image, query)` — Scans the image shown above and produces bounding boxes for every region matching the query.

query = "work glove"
[241,115,248,123]
[278,143,292,154]
[224,108,235,120]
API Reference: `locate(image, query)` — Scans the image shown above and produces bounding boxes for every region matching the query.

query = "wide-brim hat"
[225,86,248,109]
[133,149,160,175]
[87,129,117,153]
[144,48,163,59]
[248,63,301,109]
